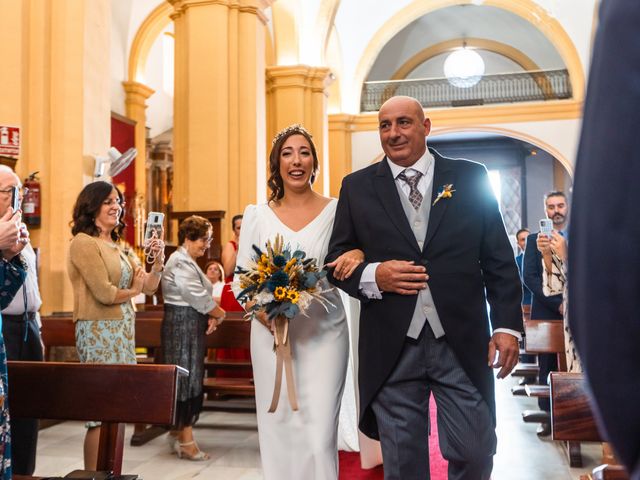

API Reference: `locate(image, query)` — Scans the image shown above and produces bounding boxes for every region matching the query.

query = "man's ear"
[423,118,432,136]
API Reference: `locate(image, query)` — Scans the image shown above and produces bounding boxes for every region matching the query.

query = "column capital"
[168,0,270,23]
[122,80,155,107]
[266,65,332,94]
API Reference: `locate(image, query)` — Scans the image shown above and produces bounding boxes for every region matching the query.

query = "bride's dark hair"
[268,124,319,202]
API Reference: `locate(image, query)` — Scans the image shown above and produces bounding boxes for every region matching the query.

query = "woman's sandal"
[173,440,211,461]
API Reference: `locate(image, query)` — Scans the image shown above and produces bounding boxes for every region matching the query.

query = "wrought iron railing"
[360,69,572,112]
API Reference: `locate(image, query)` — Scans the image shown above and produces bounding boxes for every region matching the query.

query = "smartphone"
[144,212,164,244]
[10,185,20,213]
[539,218,553,236]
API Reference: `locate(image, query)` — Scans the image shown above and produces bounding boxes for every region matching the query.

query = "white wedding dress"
[236,200,349,480]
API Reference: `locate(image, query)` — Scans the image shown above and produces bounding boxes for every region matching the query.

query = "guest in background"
[67,181,164,469]
[0,206,28,480]
[204,260,225,304]
[161,215,226,461]
[221,214,242,282]
[515,228,532,307]
[0,166,43,476]
[522,191,568,437]
[537,231,580,373]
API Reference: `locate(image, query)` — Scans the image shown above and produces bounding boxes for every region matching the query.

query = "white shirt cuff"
[359,262,382,299]
[494,328,522,341]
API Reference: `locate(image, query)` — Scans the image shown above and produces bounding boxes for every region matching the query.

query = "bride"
[235,124,363,479]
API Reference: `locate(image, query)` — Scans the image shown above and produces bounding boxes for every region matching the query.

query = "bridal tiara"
[272,124,312,145]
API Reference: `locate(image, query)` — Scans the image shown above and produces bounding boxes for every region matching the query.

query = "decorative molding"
[351,100,582,130]
[127,2,172,83]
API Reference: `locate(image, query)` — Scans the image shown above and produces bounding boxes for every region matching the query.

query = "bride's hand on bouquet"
[254,309,275,335]
[326,248,365,281]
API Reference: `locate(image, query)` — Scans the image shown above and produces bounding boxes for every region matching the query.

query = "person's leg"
[426,330,495,480]
[176,426,210,460]
[2,316,43,475]
[370,334,430,480]
[83,426,100,470]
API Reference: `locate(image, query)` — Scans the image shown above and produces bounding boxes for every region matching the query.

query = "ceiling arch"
[350,0,585,113]
[127,2,172,83]
[431,125,574,176]
[390,38,542,80]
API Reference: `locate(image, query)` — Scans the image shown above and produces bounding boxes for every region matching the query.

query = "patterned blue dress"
[0,257,28,479]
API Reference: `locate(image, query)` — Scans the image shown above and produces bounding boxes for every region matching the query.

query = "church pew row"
[550,372,629,480]
[40,310,254,445]
[8,361,185,479]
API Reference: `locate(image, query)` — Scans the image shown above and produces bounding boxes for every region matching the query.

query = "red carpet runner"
[339,396,448,479]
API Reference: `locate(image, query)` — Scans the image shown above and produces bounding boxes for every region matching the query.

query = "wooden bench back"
[41,310,248,352]
[8,361,183,424]
[524,319,567,372]
[8,361,186,475]
[550,372,602,442]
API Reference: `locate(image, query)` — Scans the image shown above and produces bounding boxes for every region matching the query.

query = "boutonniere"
[432,184,456,206]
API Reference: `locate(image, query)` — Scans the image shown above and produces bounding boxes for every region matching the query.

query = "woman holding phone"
[67,181,165,469]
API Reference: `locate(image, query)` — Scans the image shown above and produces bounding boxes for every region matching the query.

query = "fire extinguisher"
[22,171,41,227]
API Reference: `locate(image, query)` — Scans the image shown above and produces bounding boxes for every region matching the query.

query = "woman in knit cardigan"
[67,181,165,470]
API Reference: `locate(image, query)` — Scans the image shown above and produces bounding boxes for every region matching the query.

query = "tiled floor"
[32,376,601,479]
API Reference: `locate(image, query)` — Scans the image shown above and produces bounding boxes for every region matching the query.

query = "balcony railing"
[360,69,572,112]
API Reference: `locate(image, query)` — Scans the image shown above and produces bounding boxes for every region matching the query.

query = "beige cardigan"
[67,232,142,322]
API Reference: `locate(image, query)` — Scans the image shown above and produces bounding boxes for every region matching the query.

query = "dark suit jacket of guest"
[522,232,562,320]
[516,252,532,305]
[326,148,523,439]
[569,2,640,478]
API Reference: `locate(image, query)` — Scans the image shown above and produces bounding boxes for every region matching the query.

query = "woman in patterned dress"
[0,207,29,479]
[67,181,165,469]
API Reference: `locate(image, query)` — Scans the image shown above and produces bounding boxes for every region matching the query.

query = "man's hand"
[487,332,519,379]
[536,232,552,256]
[549,231,567,262]
[375,260,428,295]
[0,209,20,251]
[326,249,364,281]
[2,221,28,260]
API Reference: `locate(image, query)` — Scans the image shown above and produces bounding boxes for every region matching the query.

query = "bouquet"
[235,234,332,412]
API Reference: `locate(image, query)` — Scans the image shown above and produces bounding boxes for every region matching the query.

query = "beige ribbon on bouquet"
[268,315,299,413]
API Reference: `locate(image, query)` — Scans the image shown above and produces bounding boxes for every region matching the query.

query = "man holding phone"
[0,165,43,475]
[522,191,569,436]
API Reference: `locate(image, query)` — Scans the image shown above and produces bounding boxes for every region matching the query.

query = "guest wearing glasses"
[67,181,165,469]
[0,166,43,476]
[161,215,226,461]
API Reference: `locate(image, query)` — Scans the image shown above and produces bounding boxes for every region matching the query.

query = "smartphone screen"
[144,212,164,243]
[539,218,553,235]
[11,186,20,213]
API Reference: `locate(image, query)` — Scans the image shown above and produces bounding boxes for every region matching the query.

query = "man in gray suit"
[326,96,522,480]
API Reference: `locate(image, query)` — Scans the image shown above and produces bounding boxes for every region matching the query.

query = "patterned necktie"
[397,170,423,210]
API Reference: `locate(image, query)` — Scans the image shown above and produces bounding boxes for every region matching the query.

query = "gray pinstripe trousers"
[371,326,496,480]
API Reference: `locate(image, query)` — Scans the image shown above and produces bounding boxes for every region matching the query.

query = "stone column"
[122,80,155,202]
[328,114,355,198]
[168,0,268,239]
[0,0,111,313]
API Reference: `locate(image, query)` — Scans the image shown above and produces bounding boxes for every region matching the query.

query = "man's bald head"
[377,96,431,167]
[379,96,425,122]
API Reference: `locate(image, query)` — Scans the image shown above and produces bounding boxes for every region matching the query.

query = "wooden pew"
[8,361,185,478]
[40,310,254,444]
[550,372,629,480]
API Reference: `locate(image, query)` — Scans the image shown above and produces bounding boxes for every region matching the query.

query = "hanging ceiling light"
[443,43,485,88]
